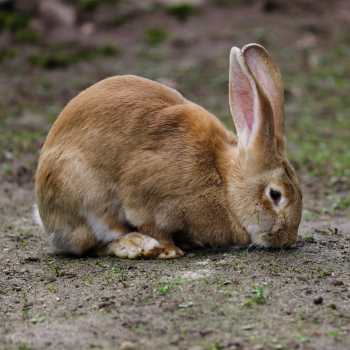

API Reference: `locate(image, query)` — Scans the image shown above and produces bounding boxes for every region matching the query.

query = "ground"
[0,1,350,349]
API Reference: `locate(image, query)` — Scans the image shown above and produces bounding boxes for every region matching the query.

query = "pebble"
[313,296,323,305]
[331,279,344,286]
[120,341,138,350]
[329,303,337,310]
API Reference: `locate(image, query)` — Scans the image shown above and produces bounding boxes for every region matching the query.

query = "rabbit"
[34,43,302,259]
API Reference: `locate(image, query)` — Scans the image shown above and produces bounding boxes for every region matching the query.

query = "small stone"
[188,346,203,350]
[253,346,264,350]
[313,296,323,305]
[242,324,254,330]
[120,341,138,350]
[331,279,344,286]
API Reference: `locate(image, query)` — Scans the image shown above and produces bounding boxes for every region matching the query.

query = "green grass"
[29,45,119,69]
[78,0,118,11]
[0,47,17,63]
[244,286,267,306]
[145,28,169,46]
[157,277,184,295]
[15,29,40,44]
[286,44,350,180]
[206,343,222,350]
[103,265,127,284]
[18,344,32,350]
[166,3,198,21]
[0,11,30,33]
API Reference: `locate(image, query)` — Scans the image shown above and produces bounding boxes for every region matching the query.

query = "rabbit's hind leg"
[51,225,97,256]
[100,232,162,259]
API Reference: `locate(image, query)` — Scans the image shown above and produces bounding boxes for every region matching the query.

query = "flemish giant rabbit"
[34,43,302,259]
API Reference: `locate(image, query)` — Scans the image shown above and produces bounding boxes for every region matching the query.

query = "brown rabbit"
[34,43,302,259]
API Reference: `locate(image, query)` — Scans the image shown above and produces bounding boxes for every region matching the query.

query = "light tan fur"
[35,44,302,258]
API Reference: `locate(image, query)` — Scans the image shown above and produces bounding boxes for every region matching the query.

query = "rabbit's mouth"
[249,232,273,248]
[250,230,295,248]
[245,224,291,248]
[245,223,274,247]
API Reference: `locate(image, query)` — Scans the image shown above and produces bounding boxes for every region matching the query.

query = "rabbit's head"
[228,44,302,248]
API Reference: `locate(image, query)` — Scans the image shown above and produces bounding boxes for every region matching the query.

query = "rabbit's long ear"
[229,46,275,159]
[242,44,285,154]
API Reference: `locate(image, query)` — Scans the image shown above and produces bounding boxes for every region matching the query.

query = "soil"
[0,1,350,349]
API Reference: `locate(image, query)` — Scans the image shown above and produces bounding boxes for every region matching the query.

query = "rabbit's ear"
[242,43,285,153]
[229,46,275,157]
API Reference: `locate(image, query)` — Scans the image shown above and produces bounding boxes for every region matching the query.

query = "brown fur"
[35,44,302,258]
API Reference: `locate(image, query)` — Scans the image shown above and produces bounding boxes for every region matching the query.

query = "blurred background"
[0,0,349,215]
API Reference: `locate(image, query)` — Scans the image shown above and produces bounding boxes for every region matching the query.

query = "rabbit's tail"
[32,204,44,228]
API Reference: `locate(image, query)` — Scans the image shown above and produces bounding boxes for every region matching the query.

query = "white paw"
[110,233,160,259]
[142,236,160,253]
[112,242,142,259]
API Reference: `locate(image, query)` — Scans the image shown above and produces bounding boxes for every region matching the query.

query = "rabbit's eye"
[269,188,282,205]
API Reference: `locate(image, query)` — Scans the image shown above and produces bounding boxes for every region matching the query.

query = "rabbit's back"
[41,75,235,186]
[43,75,185,148]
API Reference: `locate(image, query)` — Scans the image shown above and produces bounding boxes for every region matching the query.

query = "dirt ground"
[1,1,350,349]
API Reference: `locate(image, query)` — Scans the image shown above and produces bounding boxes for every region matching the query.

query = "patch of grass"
[103,265,127,284]
[18,344,32,350]
[157,277,184,295]
[21,292,31,320]
[15,29,40,44]
[0,11,29,33]
[327,330,340,338]
[137,47,166,63]
[287,44,350,180]
[244,286,267,306]
[303,234,316,243]
[46,257,63,278]
[302,209,318,221]
[1,163,13,176]
[329,194,350,212]
[295,335,310,343]
[82,274,94,286]
[159,283,171,295]
[316,268,332,279]
[145,28,169,46]
[0,127,42,158]
[30,314,46,324]
[130,322,146,334]
[95,261,109,268]
[0,47,17,63]
[211,0,245,6]
[78,0,117,11]
[166,3,198,22]
[15,227,34,248]
[206,343,222,350]
[29,45,119,69]
[46,283,58,294]
[79,0,101,11]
